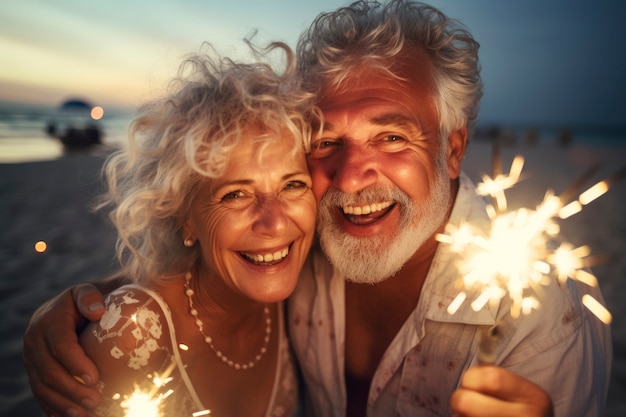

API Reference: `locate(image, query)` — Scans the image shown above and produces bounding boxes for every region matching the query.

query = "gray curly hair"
[297,0,483,138]
[98,42,315,285]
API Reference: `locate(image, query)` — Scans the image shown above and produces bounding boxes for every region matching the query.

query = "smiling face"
[184,133,316,303]
[308,51,466,283]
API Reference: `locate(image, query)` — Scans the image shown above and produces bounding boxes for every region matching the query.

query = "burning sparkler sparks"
[115,354,212,417]
[437,145,623,325]
[115,362,175,417]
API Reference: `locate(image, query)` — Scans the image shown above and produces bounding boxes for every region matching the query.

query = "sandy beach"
[0,150,119,416]
[1,135,625,416]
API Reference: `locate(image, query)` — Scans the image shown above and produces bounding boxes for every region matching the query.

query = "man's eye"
[377,134,409,151]
[314,140,337,149]
[309,139,340,158]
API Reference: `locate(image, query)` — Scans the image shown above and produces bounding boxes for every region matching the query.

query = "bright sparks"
[118,362,177,417]
[437,151,619,324]
[475,155,524,211]
[582,295,612,325]
[122,391,161,417]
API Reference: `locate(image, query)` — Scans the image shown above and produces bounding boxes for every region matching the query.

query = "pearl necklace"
[184,272,271,370]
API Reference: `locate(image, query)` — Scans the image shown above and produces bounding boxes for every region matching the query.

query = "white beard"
[316,150,451,284]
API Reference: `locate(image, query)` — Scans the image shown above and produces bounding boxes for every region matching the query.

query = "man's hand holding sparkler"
[443,147,619,417]
[451,366,554,417]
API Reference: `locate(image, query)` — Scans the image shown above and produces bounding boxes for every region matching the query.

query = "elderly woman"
[78,43,317,417]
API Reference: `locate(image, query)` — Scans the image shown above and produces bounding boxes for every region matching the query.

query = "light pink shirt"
[288,173,612,417]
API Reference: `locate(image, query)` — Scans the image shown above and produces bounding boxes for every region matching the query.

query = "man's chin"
[320,233,409,284]
[332,255,405,285]
[343,271,394,285]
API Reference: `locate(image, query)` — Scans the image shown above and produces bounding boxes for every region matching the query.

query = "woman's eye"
[285,180,307,190]
[221,190,245,201]
[282,180,311,198]
[286,181,306,188]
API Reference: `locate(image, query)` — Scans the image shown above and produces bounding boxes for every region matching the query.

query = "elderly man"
[24,1,611,416]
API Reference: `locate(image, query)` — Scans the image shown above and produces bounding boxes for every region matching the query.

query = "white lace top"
[85,284,298,417]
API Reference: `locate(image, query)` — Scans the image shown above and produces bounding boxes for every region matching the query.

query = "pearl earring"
[184,238,195,247]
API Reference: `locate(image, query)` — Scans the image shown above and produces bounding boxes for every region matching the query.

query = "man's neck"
[344,234,439,417]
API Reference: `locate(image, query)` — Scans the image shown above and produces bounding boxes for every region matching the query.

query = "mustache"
[318,185,412,208]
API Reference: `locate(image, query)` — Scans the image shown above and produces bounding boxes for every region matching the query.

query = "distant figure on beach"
[24,1,611,417]
[558,128,573,148]
[525,127,539,146]
[46,98,102,149]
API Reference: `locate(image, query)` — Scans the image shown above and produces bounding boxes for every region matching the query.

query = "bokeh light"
[34,241,47,253]
[91,106,104,120]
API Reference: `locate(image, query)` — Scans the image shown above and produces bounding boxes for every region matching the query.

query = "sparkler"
[436,143,624,365]
[437,144,623,327]
[113,361,176,417]
[115,350,212,417]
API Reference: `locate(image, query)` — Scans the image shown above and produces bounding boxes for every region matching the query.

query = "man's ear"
[447,126,467,180]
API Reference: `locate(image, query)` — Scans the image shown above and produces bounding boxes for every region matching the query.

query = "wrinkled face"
[308,53,465,283]
[185,134,316,303]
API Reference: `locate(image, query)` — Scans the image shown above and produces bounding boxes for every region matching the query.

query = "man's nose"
[333,143,379,193]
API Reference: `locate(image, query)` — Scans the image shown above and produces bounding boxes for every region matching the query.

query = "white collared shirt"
[288,172,612,417]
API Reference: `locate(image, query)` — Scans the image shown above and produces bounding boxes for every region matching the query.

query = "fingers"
[72,284,106,321]
[23,288,102,416]
[46,289,101,388]
[27,366,96,417]
[450,366,554,417]
[465,366,553,408]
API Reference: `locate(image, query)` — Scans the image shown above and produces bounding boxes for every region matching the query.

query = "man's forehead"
[317,46,435,102]
[317,80,437,131]
[317,110,426,140]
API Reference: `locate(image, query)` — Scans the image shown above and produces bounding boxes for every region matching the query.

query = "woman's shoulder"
[96,285,169,345]
[79,284,175,395]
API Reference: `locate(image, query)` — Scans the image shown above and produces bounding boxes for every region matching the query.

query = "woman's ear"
[447,126,467,180]
[181,218,196,244]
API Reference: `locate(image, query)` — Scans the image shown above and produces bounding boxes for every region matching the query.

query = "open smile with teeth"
[340,201,394,225]
[241,247,289,265]
[342,201,393,215]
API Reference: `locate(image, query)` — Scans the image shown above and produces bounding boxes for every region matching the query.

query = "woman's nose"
[252,196,288,237]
